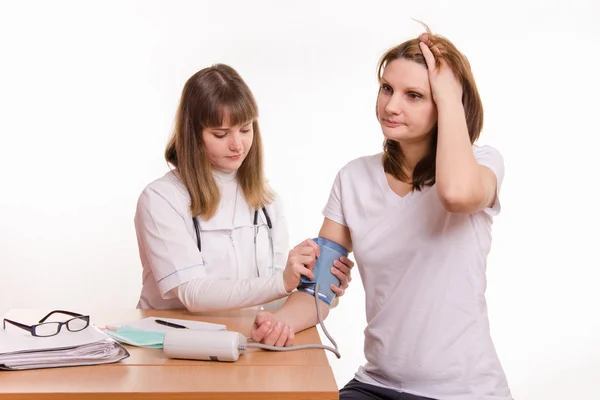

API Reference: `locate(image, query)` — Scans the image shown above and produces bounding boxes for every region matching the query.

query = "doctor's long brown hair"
[165,64,273,220]
[379,24,484,189]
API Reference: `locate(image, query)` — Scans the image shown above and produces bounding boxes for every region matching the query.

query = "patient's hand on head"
[251,311,295,347]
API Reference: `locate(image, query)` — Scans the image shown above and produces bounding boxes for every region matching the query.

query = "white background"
[1,1,599,398]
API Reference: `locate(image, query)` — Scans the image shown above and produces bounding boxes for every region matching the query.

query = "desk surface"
[0,309,339,400]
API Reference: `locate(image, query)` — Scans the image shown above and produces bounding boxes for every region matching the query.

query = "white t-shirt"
[134,169,290,310]
[323,145,512,400]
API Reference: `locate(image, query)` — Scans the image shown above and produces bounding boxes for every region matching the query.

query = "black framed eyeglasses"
[2,310,90,337]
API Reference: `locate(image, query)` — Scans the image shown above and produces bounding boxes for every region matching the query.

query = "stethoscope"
[192,207,274,277]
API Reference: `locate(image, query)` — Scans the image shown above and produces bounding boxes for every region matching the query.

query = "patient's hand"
[251,311,295,347]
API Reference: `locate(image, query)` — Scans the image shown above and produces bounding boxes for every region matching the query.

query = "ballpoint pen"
[155,319,189,329]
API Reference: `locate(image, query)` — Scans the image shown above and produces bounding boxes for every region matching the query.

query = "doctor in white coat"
[134,64,354,337]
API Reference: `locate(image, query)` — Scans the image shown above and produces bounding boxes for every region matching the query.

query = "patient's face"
[376,58,437,145]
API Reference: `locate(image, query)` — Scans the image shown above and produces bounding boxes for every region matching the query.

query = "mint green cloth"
[104,326,164,348]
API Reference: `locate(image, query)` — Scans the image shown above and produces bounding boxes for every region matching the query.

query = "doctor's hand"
[251,311,295,347]
[282,239,320,293]
[330,256,354,297]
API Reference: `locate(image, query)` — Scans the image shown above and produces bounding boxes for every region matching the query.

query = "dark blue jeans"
[340,379,437,400]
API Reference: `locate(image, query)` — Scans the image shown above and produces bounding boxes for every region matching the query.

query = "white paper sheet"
[108,317,227,333]
[0,325,112,354]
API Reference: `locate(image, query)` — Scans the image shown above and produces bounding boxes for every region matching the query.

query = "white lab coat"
[134,169,290,310]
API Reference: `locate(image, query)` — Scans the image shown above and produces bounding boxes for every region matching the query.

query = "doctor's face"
[202,119,254,172]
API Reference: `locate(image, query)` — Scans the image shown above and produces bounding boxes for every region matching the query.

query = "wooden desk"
[0,309,339,399]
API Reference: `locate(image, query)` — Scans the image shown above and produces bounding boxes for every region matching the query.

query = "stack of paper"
[0,325,129,371]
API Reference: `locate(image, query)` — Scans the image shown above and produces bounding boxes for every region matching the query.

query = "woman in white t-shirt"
[250,28,513,399]
[134,64,354,340]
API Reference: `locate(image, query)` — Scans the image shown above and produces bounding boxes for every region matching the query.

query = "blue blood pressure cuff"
[297,237,349,306]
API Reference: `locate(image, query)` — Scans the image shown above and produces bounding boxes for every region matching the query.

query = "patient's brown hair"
[379,23,484,189]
